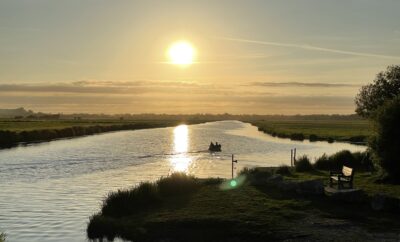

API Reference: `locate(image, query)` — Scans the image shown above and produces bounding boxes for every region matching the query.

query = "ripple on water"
[0,121,365,241]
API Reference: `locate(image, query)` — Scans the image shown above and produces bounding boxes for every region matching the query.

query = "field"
[251,119,371,143]
[0,119,179,132]
[0,119,197,148]
[87,171,400,241]
[0,116,372,149]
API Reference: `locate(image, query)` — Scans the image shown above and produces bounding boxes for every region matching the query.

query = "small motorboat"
[208,142,222,152]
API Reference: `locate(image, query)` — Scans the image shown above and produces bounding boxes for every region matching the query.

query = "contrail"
[220,37,400,60]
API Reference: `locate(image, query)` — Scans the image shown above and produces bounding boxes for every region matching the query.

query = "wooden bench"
[329,166,354,189]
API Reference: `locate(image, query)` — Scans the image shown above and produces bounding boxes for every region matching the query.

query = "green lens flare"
[230,179,237,187]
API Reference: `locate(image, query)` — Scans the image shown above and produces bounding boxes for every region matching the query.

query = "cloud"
[0,80,356,114]
[0,80,209,94]
[220,37,400,60]
[251,81,360,88]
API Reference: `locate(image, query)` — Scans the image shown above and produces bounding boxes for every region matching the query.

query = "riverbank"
[0,116,370,148]
[251,119,371,144]
[0,119,206,149]
[87,168,400,241]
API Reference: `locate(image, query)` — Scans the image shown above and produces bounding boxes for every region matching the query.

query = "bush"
[295,155,313,172]
[0,233,5,242]
[101,182,160,218]
[290,133,305,141]
[100,173,199,218]
[309,134,320,142]
[239,167,273,184]
[157,173,199,197]
[370,97,400,181]
[313,153,331,170]
[276,165,292,176]
[313,150,374,172]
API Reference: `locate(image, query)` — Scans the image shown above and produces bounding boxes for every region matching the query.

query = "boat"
[208,142,222,152]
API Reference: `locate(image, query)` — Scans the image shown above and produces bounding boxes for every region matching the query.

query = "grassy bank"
[0,119,204,148]
[0,116,372,148]
[87,170,400,241]
[251,119,371,143]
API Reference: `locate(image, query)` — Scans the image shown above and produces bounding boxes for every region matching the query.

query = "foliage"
[0,233,5,242]
[253,118,370,143]
[238,167,273,182]
[370,97,400,182]
[156,173,200,197]
[0,120,186,148]
[355,65,400,118]
[99,173,199,218]
[295,155,313,172]
[313,150,373,172]
[276,164,292,176]
[87,169,400,241]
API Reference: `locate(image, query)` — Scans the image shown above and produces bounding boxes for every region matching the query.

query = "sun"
[167,41,195,66]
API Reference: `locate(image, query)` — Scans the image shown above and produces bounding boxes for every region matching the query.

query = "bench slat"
[342,166,353,176]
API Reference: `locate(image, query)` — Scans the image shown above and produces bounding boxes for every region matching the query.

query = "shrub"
[276,165,292,176]
[157,173,199,197]
[101,182,159,217]
[100,173,199,218]
[313,150,374,172]
[309,134,319,142]
[313,153,331,170]
[295,155,313,172]
[328,150,355,170]
[290,133,305,141]
[239,167,273,184]
[370,97,400,181]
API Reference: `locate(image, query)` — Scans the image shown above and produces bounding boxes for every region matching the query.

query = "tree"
[355,65,400,118]
[370,96,400,182]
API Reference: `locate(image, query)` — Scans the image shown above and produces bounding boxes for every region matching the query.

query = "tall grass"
[100,173,200,218]
[295,155,314,172]
[275,164,292,176]
[313,150,373,171]
[88,173,202,240]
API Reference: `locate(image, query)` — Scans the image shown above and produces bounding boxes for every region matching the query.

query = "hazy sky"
[1,0,399,114]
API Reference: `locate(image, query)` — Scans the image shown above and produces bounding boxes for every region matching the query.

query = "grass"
[294,155,314,172]
[88,171,400,241]
[0,119,205,148]
[287,171,400,199]
[0,116,371,148]
[0,119,184,132]
[252,119,371,143]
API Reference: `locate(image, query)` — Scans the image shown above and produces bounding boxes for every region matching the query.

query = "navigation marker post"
[232,154,238,179]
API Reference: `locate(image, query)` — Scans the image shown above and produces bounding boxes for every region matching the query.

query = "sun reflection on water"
[170,125,192,173]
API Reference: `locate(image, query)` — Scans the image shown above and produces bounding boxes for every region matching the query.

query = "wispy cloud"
[221,37,400,60]
[251,81,360,88]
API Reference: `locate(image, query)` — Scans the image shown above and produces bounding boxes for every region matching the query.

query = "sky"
[0,0,399,114]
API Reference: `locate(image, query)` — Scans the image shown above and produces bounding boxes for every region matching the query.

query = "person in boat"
[209,141,222,151]
[209,142,215,151]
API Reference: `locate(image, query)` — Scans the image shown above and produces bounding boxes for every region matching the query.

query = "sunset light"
[167,41,195,66]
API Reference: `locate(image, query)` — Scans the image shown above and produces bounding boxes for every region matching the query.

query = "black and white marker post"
[232,154,238,179]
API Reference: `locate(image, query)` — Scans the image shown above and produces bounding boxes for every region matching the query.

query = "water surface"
[0,121,365,241]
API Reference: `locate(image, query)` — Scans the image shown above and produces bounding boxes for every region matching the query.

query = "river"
[0,121,365,241]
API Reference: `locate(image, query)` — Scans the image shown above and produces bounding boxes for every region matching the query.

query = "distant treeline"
[59,113,365,121]
[0,107,364,121]
[0,122,183,149]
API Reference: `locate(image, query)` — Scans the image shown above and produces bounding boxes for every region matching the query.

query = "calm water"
[0,121,365,241]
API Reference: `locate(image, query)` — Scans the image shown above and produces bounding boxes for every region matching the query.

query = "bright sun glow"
[170,124,192,173]
[167,41,195,66]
